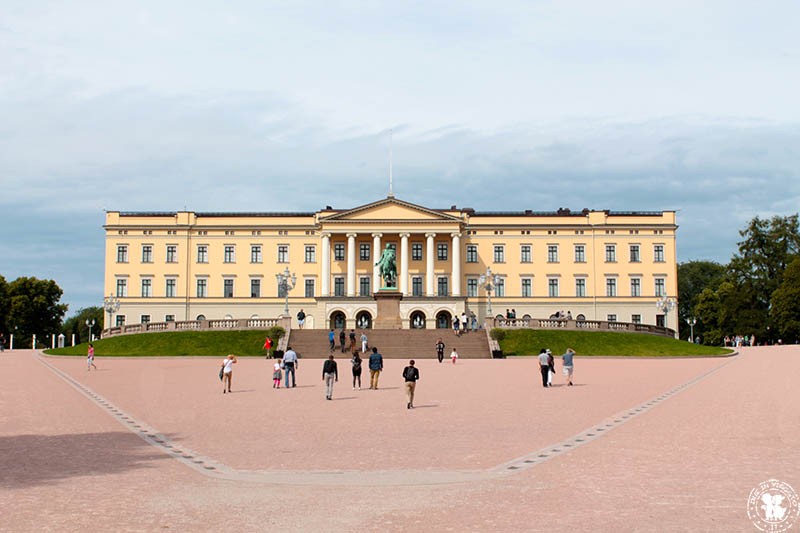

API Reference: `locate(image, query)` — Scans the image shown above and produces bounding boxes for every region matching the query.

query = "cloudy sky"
[1,0,798,314]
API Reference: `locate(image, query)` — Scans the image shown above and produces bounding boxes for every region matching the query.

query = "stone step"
[286,329,490,359]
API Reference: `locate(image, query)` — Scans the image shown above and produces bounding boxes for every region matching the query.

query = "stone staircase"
[285,329,491,359]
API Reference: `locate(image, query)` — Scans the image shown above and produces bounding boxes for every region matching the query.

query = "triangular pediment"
[320,197,462,223]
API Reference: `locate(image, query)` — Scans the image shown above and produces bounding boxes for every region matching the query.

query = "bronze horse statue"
[375,244,397,288]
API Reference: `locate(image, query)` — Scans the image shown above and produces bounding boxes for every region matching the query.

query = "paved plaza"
[1,346,798,532]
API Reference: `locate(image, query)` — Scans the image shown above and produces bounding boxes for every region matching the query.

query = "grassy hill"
[497,329,732,357]
[45,328,284,357]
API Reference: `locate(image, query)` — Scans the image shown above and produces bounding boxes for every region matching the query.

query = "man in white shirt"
[282,347,299,388]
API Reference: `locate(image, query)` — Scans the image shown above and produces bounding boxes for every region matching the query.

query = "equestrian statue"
[375,244,397,289]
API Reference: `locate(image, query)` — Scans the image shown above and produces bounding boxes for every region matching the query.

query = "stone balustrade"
[492,317,675,338]
[102,317,291,339]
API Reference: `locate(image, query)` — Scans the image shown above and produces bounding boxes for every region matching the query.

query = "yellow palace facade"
[104,197,678,331]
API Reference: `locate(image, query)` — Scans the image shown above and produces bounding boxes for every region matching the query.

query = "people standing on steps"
[87,343,97,371]
[470,312,478,332]
[349,329,357,353]
[562,348,575,386]
[322,354,338,400]
[282,347,298,388]
[461,312,468,333]
[221,354,237,393]
[328,329,335,352]
[339,328,346,353]
[453,316,460,336]
[361,332,368,353]
[538,348,549,388]
[368,347,383,389]
[435,338,445,363]
[351,351,362,390]
[402,359,420,409]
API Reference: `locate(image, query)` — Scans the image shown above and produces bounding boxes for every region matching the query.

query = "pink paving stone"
[0,346,798,532]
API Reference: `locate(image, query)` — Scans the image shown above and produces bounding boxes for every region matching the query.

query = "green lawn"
[45,328,284,357]
[498,329,733,357]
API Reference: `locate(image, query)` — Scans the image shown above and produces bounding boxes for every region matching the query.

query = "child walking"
[450,348,459,364]
[273,359,283,388]
[87,343,97,371]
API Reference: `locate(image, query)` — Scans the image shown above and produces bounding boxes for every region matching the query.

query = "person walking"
[351,351,363,390]
[322,354,338,400]
[402,359,420,409]
[328,329,335,352]
[282,347,298,388]
[435,338,445,363]
[263,336,273,357]
[87,343,97,371]
[562,348,575,386]
[450,347,459,365]
[453,316,460,336]
[470,312,478,332]
[461,312,468,333]
[221,354,237,393]
[339,328,346,353]
[538,348,550,388]
[296,309,306,329]
[368,347,383,390]
[361,332,368,353]
[272,358,282,389]
[0,332,5,352]
[547,349,555,386]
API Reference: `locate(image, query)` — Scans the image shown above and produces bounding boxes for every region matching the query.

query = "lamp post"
[685,317,697,343]
[478,267,501,319]
[275,267,297,316]
[655,295,676,331]
[103,294,121,333]
[85,319,96,343]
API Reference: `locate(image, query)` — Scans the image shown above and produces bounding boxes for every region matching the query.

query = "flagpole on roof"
[388,128,394,198]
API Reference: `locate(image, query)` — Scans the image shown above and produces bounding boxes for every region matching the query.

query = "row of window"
[118,242,667,265]
[116,276,668,299]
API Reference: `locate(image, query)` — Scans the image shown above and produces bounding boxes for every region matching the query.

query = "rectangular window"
[277,245,288,263]
[574,245,585,263]
[437,276,449,296]
[493,245,505,263]
[467,278,478,297]
[520,245,531,263]
[334,243,345,261]
[116,279,127,297]
[224,279,234,298]
[141,315,150,324]
[224,245,235,263]
[251,245,262,263]
[655,278,666,297]
[656,314,665,327]
[607,314,617,322]
[305,279,315,298]
[466,244,478,263]
[437,243,448,261]
[521,278,532,297]
[117,245,128,263]
[141,245,153,263]
[250,279,260,298]
[412,276,423,296]
[165,278,176,298]
[334,277,345,297]
[165,314,175,322]
[654,244,665,263]
[575,278,586,297]
[359,243,370,261]
[166,245,177,263]
[630,244,640,263]
[359,277,371,296]
[606,278,617,297]
[141,279,152,297]
[411,243,423,261]
[305,245,316,263]
[631,278,641,297]
[496,277,505,297]
[116,315,126,327]
[547,245,559,263]
[196,279,207,298]
[197,245,208,263]
[631,314,642,324]
[605,244,616,263]
[548,278,559,297]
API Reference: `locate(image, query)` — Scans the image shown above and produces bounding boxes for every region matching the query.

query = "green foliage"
[677,261,725,341]
[61,307,105,344]
[6,277,68,348]
[770,257,800,343]
[46,327,286,356]
[498,329,732,357]
[489,328,506,341]
[0,274,8,335]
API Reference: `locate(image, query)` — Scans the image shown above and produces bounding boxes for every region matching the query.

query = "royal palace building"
[104,196,678,332]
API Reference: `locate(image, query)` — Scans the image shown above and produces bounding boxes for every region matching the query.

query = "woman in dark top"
[351,351,362,390]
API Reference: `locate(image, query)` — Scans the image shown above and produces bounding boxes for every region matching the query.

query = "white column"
[346,233,357,297]
[372,233,382,291]
[321,233,331,296]
[426,233,436,296]
[451,232,461,296]
[400,233,410,295]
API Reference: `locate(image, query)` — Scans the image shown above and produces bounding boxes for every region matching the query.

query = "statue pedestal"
[373,290,403,329]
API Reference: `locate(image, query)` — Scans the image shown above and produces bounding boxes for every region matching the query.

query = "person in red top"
[263,336,273,356]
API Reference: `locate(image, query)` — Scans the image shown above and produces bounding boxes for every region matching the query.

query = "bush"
[490,328,506,341]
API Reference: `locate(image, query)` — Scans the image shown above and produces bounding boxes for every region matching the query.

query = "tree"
[6,277,68,348]
[62,307,104,345]
[770,257,800,344]
[0,274,8,336]
[677,261,725,341]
